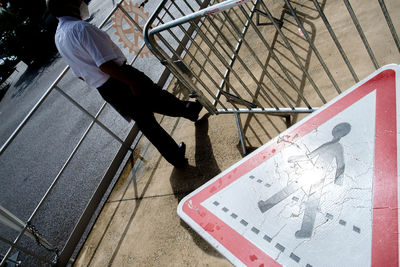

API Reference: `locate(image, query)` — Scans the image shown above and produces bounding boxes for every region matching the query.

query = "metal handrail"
[148,0,252,37]
[0,66,69,157]
[0,0,169,265]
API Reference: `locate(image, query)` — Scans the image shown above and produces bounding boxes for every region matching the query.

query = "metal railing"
[0,0,176,265]
[144,0,400,154]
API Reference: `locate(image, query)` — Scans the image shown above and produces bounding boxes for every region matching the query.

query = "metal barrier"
[0,0,176,265]
[144,0,400,154]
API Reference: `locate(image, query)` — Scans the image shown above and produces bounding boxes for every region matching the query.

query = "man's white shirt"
[55,16,126,87]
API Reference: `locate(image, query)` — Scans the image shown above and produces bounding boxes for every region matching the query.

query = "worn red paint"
[249,255,258,261]
[204,223,215,232]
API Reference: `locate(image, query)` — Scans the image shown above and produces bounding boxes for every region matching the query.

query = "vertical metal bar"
[199,11,277,109]
[162,26,234,109]
[213,4,261,108]
[284,0,342,94]
[168,1,231,71]
[145,2,218,114]
[197,19,243,88]
[343,0,379,69]
[234,113,247,155]
[183,0,198,13]
[238,3,313,109]
[146,36,217,113]
[162,23,233,110]
[154,29,231,110]
[200,11,281,110]
[161,6,234,110]
[311,0,359,83]
[202,16,236,59]
[212,3,255,107]
[196,17,246,104]
[240,4,298,113]
[169,9,267,110]
[258,1,327,103]
[155,1,208,89]
[378,0,400,53]
[153,30,218,112]
[221,7,296,109]
[195,14,268,110]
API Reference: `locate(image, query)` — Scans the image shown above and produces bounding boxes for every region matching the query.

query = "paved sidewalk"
[74,99,270,266]
[74,0,400,265]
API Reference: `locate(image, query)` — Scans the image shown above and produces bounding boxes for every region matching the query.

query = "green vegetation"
[0,0,58,68]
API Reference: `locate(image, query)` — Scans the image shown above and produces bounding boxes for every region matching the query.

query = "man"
[46,0,202,167]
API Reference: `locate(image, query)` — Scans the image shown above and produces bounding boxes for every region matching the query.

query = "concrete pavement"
[74,0,400,265]
[74,105,244,266]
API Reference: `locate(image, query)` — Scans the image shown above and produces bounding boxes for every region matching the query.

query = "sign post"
[178,64,400,266]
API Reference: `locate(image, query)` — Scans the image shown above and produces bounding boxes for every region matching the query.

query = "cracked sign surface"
[178,64,400,267]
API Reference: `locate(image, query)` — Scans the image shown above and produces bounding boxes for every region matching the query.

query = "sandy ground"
[74,0,399,265]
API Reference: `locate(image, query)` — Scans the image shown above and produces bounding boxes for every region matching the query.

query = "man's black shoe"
[178,142,186,156]
[187,101,203,122]
[173,142,188,168]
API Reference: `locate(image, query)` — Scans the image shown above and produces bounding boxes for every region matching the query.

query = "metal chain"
[26,222,60,264]
[0,254,21,266]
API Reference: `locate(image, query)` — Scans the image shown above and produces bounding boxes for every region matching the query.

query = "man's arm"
[99,60,143,96]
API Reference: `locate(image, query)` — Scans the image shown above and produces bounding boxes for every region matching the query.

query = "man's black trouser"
[97,65,191,166]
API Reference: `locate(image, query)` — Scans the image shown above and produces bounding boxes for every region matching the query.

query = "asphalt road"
[0,0,169,265]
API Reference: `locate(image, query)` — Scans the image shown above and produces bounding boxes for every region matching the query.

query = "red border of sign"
[181,68,398,266]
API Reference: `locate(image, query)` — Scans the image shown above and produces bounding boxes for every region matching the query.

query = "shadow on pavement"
[170,114,220,202]
[169,114,224,258]
[11,54,59,98]
[85,113,225,265]
[0,83,11,102]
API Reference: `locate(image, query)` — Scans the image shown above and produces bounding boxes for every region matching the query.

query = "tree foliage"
[0,0,58,66]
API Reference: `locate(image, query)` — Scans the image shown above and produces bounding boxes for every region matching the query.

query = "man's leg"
[132,110,186,167]
[122,65,202,121]
[98,75,187,167]
[151,89,202,121]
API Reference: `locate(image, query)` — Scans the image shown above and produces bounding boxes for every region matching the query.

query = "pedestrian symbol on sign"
[258,122,351,239]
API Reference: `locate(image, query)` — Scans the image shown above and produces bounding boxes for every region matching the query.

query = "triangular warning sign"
[178,65,399,266]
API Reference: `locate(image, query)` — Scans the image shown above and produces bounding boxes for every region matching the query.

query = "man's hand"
[99,60,142,96]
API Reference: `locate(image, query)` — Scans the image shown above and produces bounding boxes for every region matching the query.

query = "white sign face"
[178,65,400,267]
